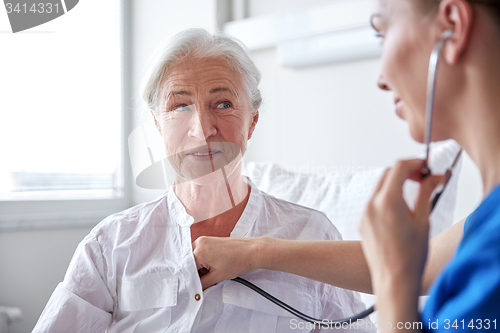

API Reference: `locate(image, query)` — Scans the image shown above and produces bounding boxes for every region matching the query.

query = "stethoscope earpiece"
[441,29,454,40]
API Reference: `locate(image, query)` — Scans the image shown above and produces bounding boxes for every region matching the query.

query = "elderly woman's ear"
[248,111,259,140]
[151,110,162,134]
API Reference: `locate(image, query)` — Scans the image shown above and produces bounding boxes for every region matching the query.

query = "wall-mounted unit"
[224,0,382,67]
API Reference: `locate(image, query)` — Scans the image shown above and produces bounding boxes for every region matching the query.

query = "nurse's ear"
[437,0,474,65]
[151,110,162,135]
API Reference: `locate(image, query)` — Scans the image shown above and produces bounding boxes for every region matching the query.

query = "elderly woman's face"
[155,56,258,182]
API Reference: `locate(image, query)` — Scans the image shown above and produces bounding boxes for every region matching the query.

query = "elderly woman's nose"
[188,110,217,140]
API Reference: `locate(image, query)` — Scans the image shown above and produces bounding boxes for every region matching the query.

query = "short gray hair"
[141,28,262,114]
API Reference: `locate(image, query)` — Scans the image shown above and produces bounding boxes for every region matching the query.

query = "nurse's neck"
[447,18,500,198]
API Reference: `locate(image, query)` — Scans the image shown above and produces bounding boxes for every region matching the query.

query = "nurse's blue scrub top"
[422,183,500,332]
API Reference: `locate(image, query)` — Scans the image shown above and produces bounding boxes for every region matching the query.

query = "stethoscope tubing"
[423,30,454,175]
[231,277,375,327]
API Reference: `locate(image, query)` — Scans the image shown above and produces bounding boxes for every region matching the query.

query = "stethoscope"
[229,29,463,327]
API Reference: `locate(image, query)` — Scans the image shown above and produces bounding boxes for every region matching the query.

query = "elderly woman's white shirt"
[33,180,374,333]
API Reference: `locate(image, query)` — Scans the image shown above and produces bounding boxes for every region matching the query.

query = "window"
[0,0,131,229]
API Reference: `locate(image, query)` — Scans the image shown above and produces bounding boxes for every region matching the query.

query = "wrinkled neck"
[173,164,250,222]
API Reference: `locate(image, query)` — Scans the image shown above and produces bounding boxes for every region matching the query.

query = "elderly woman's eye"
[174,105,191,111]
[216,101,232,109]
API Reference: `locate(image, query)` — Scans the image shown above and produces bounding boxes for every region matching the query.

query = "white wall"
[0,227,93,333]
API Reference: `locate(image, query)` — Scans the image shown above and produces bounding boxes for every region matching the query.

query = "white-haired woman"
[33,29,373,333]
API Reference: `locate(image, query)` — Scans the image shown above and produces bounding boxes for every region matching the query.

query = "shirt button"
[194,293,201,301]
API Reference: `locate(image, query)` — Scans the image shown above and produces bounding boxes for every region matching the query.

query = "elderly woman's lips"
[188,151,220,156]
[184,145,220,155]
[185,150,222,160]
[184,148,221,156]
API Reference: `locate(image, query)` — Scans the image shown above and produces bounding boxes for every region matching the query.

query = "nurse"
[193,0,500,330]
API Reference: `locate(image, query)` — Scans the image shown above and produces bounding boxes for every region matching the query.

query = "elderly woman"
[32,29,372,333]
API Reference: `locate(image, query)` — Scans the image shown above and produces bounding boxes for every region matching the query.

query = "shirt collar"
[167,188,194,228]
[166,177,263,233]
[231,178,262,237]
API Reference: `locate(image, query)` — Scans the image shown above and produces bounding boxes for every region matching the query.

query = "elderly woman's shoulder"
[256,190,342,240]
[88,192,171,239]
[259,190,335,225]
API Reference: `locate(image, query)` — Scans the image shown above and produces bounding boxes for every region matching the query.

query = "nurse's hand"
[192,236,274,290]
[359,159,444,296]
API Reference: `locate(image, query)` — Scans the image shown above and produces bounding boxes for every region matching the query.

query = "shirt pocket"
[108,276,178,333]
[222,279,321,333]
[118,276,178,312]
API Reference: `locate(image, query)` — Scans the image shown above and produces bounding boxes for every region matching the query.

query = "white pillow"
[243,140,462,241]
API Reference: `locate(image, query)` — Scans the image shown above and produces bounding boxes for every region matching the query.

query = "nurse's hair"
[413,0,500,25]
[141,28,262,115]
